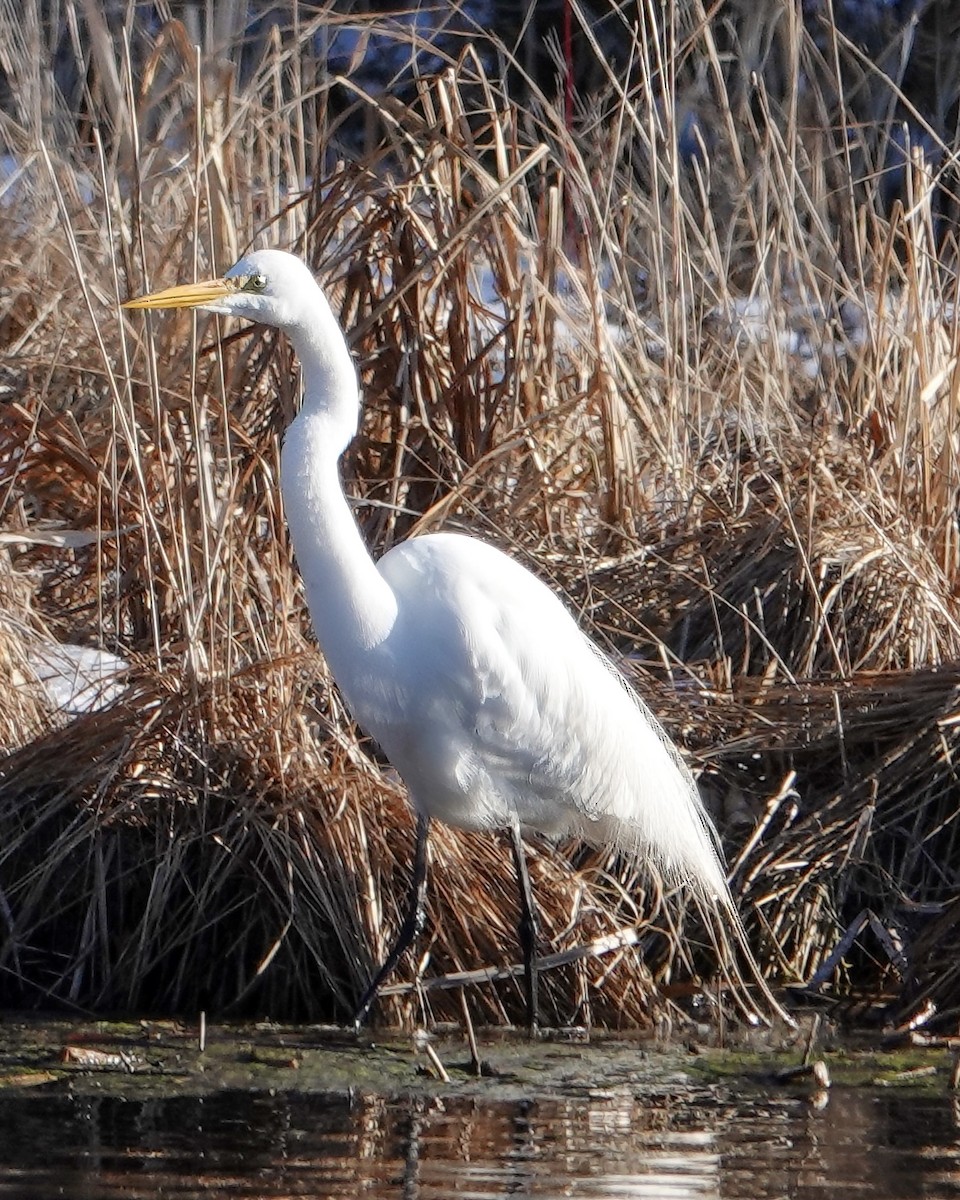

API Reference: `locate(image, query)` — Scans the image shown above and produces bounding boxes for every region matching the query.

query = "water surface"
[1,1021,959,1197]
[2,1075,959,1197]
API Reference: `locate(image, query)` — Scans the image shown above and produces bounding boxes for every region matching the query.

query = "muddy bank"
[0,1017,956,1101]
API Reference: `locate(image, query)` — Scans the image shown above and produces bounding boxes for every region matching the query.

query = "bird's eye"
[244,273,267,293]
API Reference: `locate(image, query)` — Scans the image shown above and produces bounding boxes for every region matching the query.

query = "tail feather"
[589,644,794,1026]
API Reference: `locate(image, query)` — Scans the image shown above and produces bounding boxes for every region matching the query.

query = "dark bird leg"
[508,820,540,1034]
[354,811,430,1029]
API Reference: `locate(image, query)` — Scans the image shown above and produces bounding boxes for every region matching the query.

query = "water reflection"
[0,1083,958,1197]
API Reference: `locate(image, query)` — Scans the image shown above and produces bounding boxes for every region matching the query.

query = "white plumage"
[124,248,786,1029]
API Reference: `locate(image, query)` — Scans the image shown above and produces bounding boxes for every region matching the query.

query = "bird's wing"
[378,533,728,897]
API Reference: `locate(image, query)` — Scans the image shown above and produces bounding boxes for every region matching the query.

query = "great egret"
[124,249,788,1030]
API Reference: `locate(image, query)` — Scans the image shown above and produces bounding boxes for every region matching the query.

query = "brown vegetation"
[1,1,959,1030]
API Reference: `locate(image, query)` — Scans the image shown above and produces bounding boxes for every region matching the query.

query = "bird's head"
[123,248,320,331]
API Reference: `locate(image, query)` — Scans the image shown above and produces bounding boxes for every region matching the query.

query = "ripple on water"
[0,1082,958,1199]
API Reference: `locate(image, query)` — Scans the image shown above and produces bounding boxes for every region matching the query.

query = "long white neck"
[279,289,398,664]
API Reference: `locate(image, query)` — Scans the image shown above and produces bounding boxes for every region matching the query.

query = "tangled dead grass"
[1,1,960,1031]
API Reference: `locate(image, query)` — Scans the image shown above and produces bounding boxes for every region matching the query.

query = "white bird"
[124,248,788,1030]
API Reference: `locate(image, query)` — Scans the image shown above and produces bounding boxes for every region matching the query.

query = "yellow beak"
[122,277,236,310]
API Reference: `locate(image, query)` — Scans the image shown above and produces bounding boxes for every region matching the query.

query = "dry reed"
[1,0,959,1030]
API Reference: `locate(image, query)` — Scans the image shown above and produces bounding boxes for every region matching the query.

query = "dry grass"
[1,0,959,1030]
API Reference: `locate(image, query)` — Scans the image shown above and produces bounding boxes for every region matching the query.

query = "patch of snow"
[26,643,129,715]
